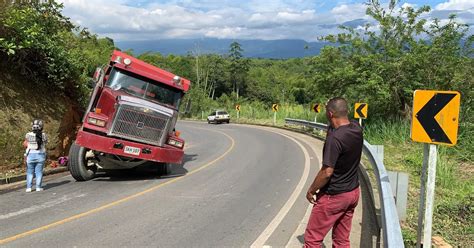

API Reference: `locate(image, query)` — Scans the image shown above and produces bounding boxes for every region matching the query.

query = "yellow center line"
[0,128,235,245]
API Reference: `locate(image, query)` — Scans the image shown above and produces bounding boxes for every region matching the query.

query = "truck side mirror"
[90,67,104,87]
[87,79,96,89]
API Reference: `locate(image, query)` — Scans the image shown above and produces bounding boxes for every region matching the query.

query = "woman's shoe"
[26,188,32,192]
[36,188,43,192]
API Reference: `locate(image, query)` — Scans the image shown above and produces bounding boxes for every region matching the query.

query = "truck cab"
[68,50,190,181]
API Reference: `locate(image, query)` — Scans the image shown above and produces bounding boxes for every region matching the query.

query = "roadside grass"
[360,119,473,246]
[190,104,473,246]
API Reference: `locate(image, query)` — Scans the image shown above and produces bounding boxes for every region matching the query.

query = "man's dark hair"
[326,97,349,118]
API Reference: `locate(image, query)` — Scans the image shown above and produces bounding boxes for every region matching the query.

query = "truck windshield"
[106,68,182,108]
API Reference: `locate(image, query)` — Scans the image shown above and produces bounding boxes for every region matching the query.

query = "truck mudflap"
[75,130,184,164]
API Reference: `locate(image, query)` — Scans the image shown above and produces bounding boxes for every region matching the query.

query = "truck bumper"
[75,130,184,164]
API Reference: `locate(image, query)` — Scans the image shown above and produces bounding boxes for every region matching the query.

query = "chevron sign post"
[312,103,321,122]
[236,105,241,120]
[411,90,460,248]
[272,104,278,126]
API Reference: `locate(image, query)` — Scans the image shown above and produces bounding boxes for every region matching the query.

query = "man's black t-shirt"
[321,121,363,195]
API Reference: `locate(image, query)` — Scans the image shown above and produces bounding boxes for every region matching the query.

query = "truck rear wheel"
[68,142,97,181]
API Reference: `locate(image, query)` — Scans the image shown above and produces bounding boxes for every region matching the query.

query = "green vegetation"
[0,1,115,104]
[0,1,115,174]
[0,0,472,246]
[364,120,473,245]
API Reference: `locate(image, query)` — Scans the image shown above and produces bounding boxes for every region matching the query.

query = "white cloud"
[205,27,245,39]
[276,9,316,23]
[58,0,473,42]
[431,1,474,29]
[330,3,368,23]
[401,3,417,9]
[59,0,337,41]
[435,0,474,10]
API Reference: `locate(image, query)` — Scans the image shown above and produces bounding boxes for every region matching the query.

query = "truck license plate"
[124,146,140,155]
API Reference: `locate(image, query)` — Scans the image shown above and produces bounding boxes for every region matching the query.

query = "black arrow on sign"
[416,93,456,144]
[313,104,319,113]
[356,104,366,118]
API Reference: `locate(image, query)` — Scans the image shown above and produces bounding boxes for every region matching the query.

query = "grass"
[360,119,473,246]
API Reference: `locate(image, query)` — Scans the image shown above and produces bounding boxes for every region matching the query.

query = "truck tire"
[68,142,97,181]
[156,162,171,175]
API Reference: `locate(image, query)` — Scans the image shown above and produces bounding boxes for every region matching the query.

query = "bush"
[0,1,114,103]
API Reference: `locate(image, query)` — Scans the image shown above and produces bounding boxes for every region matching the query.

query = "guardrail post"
[388,171,409,221]
[373,145,409,222]
[372,145,384,162]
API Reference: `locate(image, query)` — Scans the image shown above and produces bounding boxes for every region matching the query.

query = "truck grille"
[110,104,170,146]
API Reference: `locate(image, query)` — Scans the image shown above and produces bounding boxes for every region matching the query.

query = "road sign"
[411,90,460,146]
[312,104,321,113]
[354,103,368,119]
[272,104,279,112]
[235,105,241,112]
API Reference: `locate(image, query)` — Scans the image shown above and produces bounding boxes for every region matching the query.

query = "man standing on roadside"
[304,97,363,247]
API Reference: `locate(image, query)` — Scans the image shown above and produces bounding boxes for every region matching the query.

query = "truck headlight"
[88,117,106,127]
[167,139,184,148]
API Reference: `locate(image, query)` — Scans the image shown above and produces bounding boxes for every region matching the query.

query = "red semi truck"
[68,50,190,181]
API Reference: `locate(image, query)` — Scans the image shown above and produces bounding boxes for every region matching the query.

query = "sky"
[58,0,474,41]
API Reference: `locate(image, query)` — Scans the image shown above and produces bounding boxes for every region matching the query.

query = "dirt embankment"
[0,70,83,177]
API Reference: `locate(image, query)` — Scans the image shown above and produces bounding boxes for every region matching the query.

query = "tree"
[319,0,473,119]
[227,41,249,99]
[0,1,115,104]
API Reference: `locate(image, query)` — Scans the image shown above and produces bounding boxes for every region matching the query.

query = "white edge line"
[251,128,311,247]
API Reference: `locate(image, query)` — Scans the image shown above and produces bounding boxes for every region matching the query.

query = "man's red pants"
[304,187,360,248]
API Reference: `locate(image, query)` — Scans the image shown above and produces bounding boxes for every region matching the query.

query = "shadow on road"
[183,153,198,164]
[92,153,198,182]
[297,234,329,248]
[43,180,71,190]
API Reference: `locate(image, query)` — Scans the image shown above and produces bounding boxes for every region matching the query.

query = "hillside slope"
[0,68,82,177]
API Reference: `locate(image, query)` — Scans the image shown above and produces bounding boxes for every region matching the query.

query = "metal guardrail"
[285,118,405,248]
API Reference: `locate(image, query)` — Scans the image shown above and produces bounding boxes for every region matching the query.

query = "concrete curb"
[0,167,68,185]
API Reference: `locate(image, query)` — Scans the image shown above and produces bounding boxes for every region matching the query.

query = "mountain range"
[115,38,332,59]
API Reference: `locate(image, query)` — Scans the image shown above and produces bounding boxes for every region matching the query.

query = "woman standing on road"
[23,119,48,192]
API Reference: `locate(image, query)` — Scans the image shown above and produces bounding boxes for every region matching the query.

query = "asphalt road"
[0,122,328,247]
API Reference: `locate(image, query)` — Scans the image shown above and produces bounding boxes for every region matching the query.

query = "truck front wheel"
[68,142,97,181]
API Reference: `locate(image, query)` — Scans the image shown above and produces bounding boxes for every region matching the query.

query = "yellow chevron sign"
[411,90,460,146]
[354,103,368,119]
[312,104,321,113]
[272,104,279,112]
